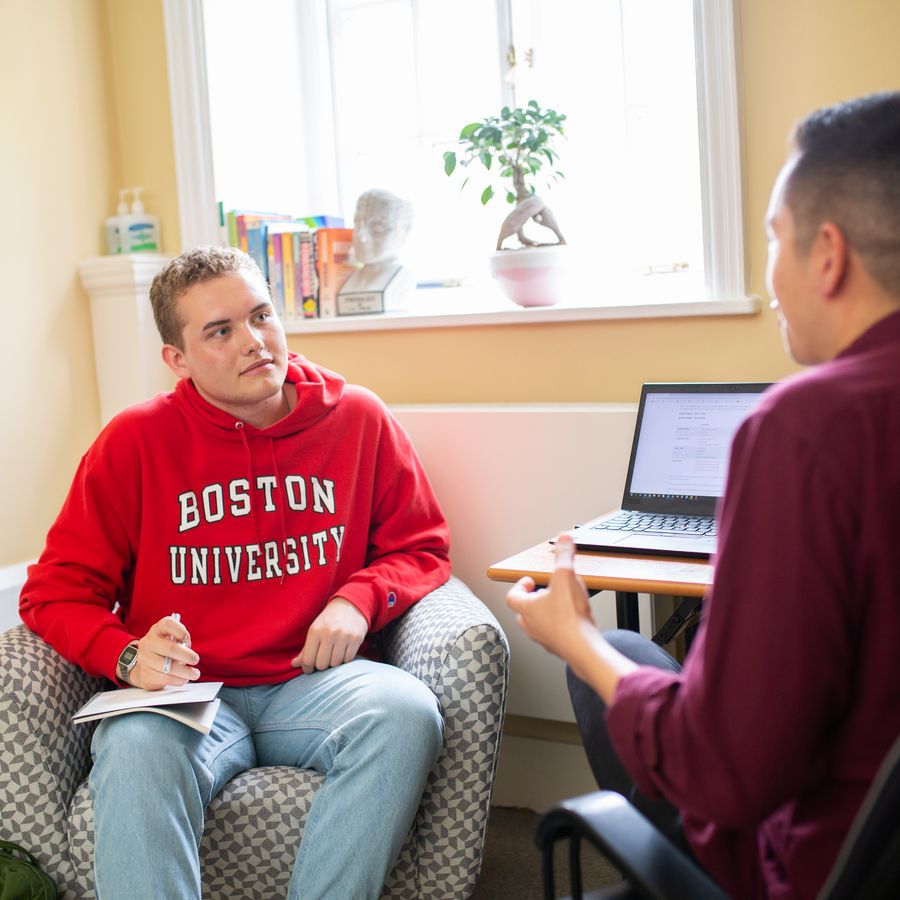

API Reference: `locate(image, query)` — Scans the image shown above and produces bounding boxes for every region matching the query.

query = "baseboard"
[492,733,597,811]
[0,561,30,632]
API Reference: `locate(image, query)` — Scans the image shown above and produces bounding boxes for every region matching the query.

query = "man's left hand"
[292,597,368,674]
[506,534,597,665]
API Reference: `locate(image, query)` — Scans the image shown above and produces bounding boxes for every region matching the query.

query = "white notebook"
[72,681,223,735]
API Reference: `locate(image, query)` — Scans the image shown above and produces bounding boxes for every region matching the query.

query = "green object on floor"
[0,840,57,899]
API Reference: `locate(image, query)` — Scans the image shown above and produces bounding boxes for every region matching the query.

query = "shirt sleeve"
[605,406,858,827]
[19,427,141,682]
[330,401,451,630]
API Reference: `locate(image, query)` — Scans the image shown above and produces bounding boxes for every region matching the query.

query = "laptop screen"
[623,383,771,515]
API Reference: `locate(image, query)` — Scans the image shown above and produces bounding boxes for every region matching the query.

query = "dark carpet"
[471,806,621,898]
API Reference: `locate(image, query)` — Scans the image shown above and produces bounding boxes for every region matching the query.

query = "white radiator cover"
[391,403,641,722]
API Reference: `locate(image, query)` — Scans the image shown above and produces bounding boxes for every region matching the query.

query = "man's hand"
[506,533,597,664]
[292,597,368,674]
[506,534,637,702]
[129,615,201,691]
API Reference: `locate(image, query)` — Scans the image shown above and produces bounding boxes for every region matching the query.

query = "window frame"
[162,0,751,325]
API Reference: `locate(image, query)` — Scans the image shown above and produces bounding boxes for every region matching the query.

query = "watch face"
[120,644,139,669]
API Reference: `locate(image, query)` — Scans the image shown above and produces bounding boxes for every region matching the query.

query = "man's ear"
[812,221,849,298]
[161,343,190,379]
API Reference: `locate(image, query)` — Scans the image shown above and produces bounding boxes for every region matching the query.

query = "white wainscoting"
[0,562,29,632]
[391,403,643,723]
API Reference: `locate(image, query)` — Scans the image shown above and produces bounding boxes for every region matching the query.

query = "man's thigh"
[90,697,256,805]
[247,659,441,771]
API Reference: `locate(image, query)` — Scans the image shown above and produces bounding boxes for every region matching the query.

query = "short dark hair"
[149,246,266,349]
[785,91,900,298]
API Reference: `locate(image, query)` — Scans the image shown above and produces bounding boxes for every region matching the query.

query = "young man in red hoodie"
[20,246,452,899]
[507,91,900,899]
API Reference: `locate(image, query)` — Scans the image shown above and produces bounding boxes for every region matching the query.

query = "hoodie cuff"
[85,625,139,683]
[330,584,375,629]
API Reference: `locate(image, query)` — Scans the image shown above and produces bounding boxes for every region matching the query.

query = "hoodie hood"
[173,352,345,437]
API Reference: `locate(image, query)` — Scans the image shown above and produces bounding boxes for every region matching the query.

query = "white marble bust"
[339,189,414,309]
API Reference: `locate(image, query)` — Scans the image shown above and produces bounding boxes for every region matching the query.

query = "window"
[164,0,746,317]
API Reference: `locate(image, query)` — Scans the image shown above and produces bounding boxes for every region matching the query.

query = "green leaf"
[479,149,492,170]
[443,150,457,176]
[460,122,482,140]
[506,191,516,204]
[480,185,494,205]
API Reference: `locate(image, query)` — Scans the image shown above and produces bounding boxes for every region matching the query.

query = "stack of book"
[223,209,357,320]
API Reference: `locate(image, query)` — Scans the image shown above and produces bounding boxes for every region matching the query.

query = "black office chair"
[536,732,900,900]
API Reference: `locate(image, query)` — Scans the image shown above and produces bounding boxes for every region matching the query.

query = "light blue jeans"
[89,659,443,899]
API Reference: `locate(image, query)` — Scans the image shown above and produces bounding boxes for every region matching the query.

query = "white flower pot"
[487,245,566,307]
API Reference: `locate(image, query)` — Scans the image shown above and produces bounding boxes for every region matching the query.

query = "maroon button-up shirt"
[607,310,900,899]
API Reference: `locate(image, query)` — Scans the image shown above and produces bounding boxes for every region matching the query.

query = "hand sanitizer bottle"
[104,189,130,254]
[120,186,161,253]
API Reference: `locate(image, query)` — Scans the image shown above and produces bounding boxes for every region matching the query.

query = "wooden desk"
[488,535,713,636]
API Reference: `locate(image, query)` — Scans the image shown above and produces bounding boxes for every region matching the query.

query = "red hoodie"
[20,355,450,685]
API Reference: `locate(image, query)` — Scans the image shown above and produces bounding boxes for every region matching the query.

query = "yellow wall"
[3,0,900,566]
[0,0,114,566]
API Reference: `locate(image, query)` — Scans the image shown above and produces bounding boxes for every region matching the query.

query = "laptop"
[570,382,771,559]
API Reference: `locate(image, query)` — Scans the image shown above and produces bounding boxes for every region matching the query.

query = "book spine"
[267,231,285,316]
[292,231,304,319]
[299,231,317,317]
[282,232,296,320]
[316,228,355,318]
[315,230,333,317]
[236,215,251,253]
[246,226,265,280]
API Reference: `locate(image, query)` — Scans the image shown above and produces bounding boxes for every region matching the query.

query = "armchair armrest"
[0,624,104,891]
[536,791,728,900]
[382,576,510,899]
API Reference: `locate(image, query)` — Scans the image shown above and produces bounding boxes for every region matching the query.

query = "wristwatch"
[116,641,140,685]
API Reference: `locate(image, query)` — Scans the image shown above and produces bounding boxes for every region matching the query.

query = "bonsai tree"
[443,100,567,251]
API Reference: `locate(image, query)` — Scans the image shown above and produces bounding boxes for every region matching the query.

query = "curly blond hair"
[149,246,265,349]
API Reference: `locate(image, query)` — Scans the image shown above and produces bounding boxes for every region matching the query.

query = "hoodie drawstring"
[268,438,289,585]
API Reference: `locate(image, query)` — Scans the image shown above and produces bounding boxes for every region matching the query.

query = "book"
[225,210,292,252]
[267,229,284,315]
[72,681,223,735]
[315,227,357,318]
[298,214,344,229]
[298,229,318,318]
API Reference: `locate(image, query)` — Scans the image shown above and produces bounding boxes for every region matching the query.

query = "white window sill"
[283,281,762,334]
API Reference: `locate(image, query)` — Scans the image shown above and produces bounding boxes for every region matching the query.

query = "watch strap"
[116,641,140,684]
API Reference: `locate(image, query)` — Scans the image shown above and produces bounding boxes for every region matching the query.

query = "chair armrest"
[536,791,729,900]
[0,624,104,889]
[382,576,510,899]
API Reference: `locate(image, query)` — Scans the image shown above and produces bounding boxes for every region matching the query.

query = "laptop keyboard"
[594,512,717,536]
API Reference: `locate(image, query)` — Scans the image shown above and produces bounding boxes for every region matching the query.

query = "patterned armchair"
[0,576,508,899]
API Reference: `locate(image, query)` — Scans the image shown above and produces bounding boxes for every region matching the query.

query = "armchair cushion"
[2,575,508,900]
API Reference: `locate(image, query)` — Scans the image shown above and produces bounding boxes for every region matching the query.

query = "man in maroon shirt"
[507,91,900,899]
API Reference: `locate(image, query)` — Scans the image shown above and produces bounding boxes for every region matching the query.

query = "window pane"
[509,0,703,292]
[328,0,504,280]
[203,0,311,214]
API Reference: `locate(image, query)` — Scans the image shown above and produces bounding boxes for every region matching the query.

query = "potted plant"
[443,100,567,306]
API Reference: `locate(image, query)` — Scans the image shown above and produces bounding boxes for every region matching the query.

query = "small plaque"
[337,291,386,316]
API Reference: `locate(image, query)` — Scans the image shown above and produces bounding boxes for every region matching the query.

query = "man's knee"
[602,629,681,672]
[365,670,443,764]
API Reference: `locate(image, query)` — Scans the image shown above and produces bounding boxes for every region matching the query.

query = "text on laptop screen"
[629,392,764,499]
